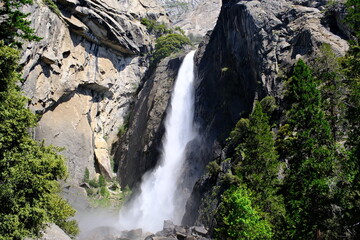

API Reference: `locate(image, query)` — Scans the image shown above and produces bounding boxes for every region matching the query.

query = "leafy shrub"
[83,168,90,183]
[98,175,106,187]
[100,186,110,197]
[140,18,172,37]
[207,161,221,175]
[43,0,61,16]
[151,33,191,64]
[216,186,273,240]
[88,179,99,188]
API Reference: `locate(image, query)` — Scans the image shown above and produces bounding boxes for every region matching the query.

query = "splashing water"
[118,50,196,232]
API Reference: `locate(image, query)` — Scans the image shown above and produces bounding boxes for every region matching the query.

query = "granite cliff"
[21,0,168,186]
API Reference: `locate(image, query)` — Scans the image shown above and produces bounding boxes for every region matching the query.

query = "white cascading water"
[118,50,197,232]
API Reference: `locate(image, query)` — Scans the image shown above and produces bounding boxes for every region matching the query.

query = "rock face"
[175,0,222,37]
[115,55,183,188]
[183,0,349,228]
[156,0,203,20]
[21,0,168,184]
[156,0,221,37]
[25,224,72,240]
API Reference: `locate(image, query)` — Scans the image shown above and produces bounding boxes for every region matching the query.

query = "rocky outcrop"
[183,0,349,228]
[175,0,221,37]
[25,224,72,240]
[115,55,184,188]
[21,0,168,184]
[156,0,221,38]
[156,0,203,21]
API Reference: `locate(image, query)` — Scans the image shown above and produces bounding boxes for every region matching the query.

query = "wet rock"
[163,220,175,234]
[115,55,183,188]
[80,226,122,240]
[122,228,143,239]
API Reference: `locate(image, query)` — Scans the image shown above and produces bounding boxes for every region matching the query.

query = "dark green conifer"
[280,59,338,239]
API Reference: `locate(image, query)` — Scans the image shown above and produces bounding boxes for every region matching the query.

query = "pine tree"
[279,59,338,239]
[0,0,40,47]
[227,99,285,238]
[0,7,79,236]
[0,44,79,239]
[235,101,284,220]
[312,43,346,141]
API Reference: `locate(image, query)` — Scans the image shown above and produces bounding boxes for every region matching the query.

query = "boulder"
[25,224,71,240]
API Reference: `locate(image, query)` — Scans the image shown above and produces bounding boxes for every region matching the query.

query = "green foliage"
[83,168,90,183]
[216,186,273,240]
[221,67,230,72]
[140,18,172,37]
[188,32,203,45]
[259,96,278,118]
[207,160,221,175]
[0,0,41,47]
[0,44,78,239]
[232,101,285,237]
[312,43,346,140]
[345,0,360,41]
[151,33,191,64]
[338,32,360,237]
[100,186,110,197]
[279,59,339,239]
[98,175,106,187]
[42,0,61,16]
[88,179,100,188]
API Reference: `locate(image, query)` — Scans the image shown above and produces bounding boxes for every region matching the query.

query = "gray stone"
[175,225,186,235]
[125,228,143,239]
[175,0,221,37]
[163,220,175,231]
[80,226,122,240]
[192,226,207,236]
[25,223,71,240]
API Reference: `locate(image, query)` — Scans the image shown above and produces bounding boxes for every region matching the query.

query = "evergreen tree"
[279,59,339,239]
[0,7,79,236]
[0,44,79,239]
[227,99,285,238]
[234,101,284,221]
[0,0,40,47]
[312,43,346,141]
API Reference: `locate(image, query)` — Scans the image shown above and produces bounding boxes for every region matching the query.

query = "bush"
[43,0,61,16]
[83,168,90,183]
[151,33,191,64]
[88,179,99,188]
[98,175,106,187]
[216,186,273,240]
[140,18,172,37]
[100,186,110,198]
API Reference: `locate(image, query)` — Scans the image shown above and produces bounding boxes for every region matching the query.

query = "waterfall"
[118,50,197,232]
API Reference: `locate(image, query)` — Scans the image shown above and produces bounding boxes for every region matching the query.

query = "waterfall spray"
[118,50,196,232]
